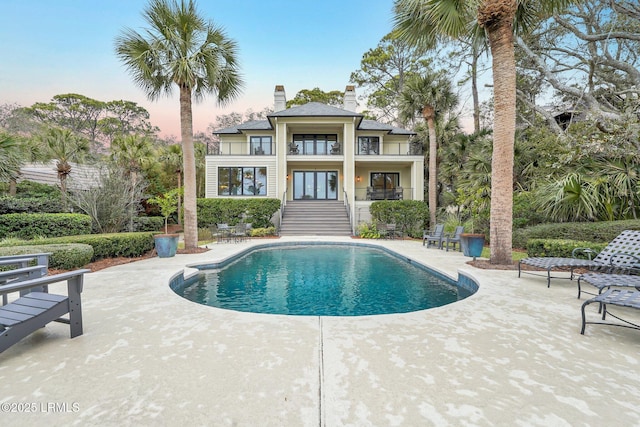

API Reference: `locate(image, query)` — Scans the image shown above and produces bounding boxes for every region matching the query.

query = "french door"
[293,171,338,200]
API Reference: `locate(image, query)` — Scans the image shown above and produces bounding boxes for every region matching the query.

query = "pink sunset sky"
[1,0,478,138]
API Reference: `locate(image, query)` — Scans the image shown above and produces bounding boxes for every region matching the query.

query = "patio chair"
[288,142,299,154]
[330,142,341,155]
[518,229,640,288]
[216,223,231,243]
[580,288,640,335]
[386,223,402,240]
[376,222,388,239]
[423,224,445,248]
[577,269,640,299]
[444,226,465,252]
[394,187,404,200]
[232,223,247,243]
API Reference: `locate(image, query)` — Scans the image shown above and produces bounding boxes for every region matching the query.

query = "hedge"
[0,196,65,214]
[0,244,94,270]
[131,216,164,232]
[513,219,640,249]
[525,239,608,258]
[0,213,92,239]
[197,198,281,229]
[0,232,155,261]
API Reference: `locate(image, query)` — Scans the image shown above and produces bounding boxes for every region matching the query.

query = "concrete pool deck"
[1,236,639,426]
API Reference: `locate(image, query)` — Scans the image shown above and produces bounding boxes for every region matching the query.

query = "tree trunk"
[424,105,437,228]
[177,171,182,226]
[471,44,481,134]
[180,85,198,249]
[487,22,516,265]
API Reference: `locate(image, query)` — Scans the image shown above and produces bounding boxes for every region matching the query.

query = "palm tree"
[38,127,89,207]
[0,133,23,194]
[394,0,574,264]
[159,143,184,224]
[111,134,155,183]
[115,0,243,249]
[399,71,458,227]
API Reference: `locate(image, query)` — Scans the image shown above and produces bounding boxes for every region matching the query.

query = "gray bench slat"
[0,269,90,295]
[0,257,36,267]
[0,315,22,326]
[2,302,52,316]
[0,266,47,280]
[2,293,66,316]
[21,292,67,303]
[10,296,62,310]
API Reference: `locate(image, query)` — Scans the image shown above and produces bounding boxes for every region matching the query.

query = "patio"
[1,237,639,426]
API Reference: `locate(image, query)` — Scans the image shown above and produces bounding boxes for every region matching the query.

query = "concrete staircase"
[280,200,352,236]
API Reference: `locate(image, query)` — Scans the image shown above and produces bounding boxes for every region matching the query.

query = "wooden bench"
[0,269,90,353]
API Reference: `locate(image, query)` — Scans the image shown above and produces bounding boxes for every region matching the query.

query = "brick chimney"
[343,85,357,111]
[274,85,286,112]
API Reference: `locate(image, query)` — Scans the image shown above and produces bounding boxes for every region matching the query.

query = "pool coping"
[171,241,479,315]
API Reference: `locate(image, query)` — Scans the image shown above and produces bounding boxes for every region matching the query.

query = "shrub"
[67,165,148,233]
[526,239,608,258]
[0,180,60,198]
[0,244,94,270]
[249,226,277,237]
[197,198,281,229]
[0,232,155,261]
[131,216,164,232]
[513,219,640,249]
[0,213,92,239]
[356,222,382,239]
[0,196,65,214]
[369,200,428,238]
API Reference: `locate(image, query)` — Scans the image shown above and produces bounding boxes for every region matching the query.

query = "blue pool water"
[174,245,474,316]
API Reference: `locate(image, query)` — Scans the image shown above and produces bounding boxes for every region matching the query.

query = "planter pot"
[154,234,179,258]
[460,233,485,260]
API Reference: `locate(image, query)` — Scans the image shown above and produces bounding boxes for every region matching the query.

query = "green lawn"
[480,247,528,261]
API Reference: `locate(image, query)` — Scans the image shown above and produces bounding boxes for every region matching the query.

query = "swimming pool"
[172,244,476,316]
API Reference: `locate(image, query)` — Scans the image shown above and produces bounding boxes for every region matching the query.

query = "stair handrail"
[343,190,353,235]
[279,190,286,234]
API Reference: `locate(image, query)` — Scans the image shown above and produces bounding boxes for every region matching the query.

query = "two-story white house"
[205,85,424,235]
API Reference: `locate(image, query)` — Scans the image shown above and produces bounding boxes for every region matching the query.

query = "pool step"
[280,200,352,236]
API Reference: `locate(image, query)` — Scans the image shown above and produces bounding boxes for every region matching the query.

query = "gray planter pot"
[460,233,485,260]
[154,234,179,258]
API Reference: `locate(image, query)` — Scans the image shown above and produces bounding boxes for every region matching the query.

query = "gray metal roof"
[214,120,272,134]
[18,161,101,190]
[212,103,415,135]
[269,102,363,118]
[359,120,415,135]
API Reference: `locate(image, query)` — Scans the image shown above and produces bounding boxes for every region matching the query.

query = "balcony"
[207,140,422,156]
[357,141,423,156]
[354,186,415,201]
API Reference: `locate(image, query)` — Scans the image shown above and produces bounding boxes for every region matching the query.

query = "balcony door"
[293,171,338,200]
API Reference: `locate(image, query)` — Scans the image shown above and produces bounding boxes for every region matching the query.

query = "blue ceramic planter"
[460,234,485,260]
[154,234,179,258]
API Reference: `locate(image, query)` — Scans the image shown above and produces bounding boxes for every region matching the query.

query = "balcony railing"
[354,187,414,201]
[287,142,342,155]
[208,141,422,156]
[357,141,423,156]
[208,142,275,156]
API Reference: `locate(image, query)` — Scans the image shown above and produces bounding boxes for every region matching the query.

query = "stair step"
[280,200,351,236]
